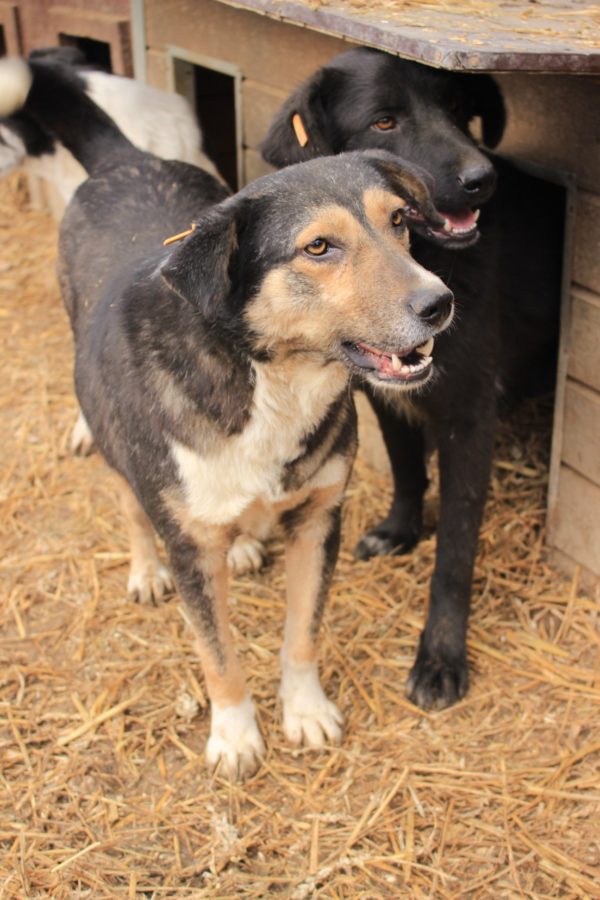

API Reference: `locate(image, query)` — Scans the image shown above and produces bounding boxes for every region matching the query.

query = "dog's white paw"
[206,696,265,780]
[70,411,95,457]
[227,534,267,576]
[127,562,174,604]
[280,661,343,748]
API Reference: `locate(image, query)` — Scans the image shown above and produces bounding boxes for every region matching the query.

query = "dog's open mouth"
[406,206,480,248]
[342,337,434,384]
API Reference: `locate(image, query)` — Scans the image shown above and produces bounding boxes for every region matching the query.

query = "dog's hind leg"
[228,504,276,576]
[227,505,275,576]
[70,409,95,457]
[279,492,345,749]
[355,390,427,560]
[115,474,174,604]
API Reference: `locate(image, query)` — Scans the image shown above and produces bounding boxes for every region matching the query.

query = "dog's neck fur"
[170,352,349,526]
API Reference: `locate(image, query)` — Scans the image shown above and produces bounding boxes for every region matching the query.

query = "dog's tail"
[0,56,136,175]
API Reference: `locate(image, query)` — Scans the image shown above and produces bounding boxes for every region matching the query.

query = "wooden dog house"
[5,0,600,583]
[8,0,133,75]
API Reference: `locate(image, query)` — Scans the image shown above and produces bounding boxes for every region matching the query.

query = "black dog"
[5,56,455,777]
[262,47,564,710]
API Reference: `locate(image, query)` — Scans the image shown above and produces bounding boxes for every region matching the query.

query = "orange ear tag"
[292,113,309,148]
[163,223,197,246]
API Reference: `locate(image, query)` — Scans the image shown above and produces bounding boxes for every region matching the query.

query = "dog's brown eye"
[304,238,329,256]
[391,209,406,233]
[374,116,396,131]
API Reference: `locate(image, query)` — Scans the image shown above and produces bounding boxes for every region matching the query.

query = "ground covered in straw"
[1,175,599,898]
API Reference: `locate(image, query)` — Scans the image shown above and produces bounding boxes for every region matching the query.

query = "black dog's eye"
[391,208,406,233]
[304,238,329,256]
[373,115,396,131]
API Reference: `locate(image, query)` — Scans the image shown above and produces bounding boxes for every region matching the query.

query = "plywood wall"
[496,72,600,579]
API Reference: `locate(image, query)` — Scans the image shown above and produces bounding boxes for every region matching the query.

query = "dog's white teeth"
[391,353,402,371]
[443,219,453,234]
[474,209,481,222]
[416,337,434,357]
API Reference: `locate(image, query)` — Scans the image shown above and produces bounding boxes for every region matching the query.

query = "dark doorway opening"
[0,26,6,58]
[59,34,112,72]
[174,58,238,191]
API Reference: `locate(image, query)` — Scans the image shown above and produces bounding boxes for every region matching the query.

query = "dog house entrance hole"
[59,34,113,72]
[173,57,239,191]
[0,27,6,57]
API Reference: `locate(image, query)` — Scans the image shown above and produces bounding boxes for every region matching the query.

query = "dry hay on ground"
[0,174,599,898]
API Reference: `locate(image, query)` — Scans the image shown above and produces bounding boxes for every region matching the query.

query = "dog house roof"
[215,0,600,72]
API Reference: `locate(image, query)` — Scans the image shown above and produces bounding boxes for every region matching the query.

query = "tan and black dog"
[3,58,454,778]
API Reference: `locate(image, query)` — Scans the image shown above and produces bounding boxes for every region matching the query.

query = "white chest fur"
[171,358,348,525]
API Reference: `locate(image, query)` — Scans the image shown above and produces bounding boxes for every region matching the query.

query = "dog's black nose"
[409,288,454,326]
[457,163,496,196]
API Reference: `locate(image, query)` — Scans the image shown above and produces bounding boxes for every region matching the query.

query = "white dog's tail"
[0,56,138,176]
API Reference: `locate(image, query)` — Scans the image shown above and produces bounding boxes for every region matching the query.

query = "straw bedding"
[1,174,598,898]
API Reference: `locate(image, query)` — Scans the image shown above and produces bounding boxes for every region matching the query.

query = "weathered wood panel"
[242,79,288,152]
[47,5,132,74]
[573,191,600,293]
[549,466,600,577]
[146,0,348,94]
[215,0,600,74]
[0,2,21,54]
[562,381,600,487]
[15,0,130,57]
[243,147,273,184]
[496,74,600,194]
[567,288,600,393]
[146,47,170,91]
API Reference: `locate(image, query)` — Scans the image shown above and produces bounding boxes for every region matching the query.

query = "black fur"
[261,47,564,710]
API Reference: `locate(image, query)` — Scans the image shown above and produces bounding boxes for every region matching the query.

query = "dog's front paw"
[127,562,174,604]
[406,636,468,710]
[280,663,343,748]
[227,534,267,576]
[354,515,420,561]
[70,411,95,457]
[206,697,265,780]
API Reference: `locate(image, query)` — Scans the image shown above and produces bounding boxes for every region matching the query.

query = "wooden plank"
[145,48,170,91]
[548,467,600,577]
[495,76,600,194]
[146,0,347,93]
[549,546,599,590]
[243,147,274,185]
[242,80,288,151]
[0,3,21,54]
[573,192,600,293]
[562,381,600,486]
[48,6,133,76]
[216,0,600,73]
[567,288,600,393]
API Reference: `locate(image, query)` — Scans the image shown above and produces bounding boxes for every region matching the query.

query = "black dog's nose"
[409,288,454,326]
[457,163,496,196]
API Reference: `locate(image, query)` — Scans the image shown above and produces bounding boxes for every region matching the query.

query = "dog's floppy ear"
[368,154,446,231]
[260,68,336,167]
[467,74,505,149]
[160,205,238,318]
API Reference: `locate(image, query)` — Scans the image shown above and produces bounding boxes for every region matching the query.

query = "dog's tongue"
[440,209,478,232]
